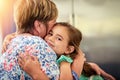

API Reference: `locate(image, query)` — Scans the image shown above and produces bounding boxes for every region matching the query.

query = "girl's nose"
[48,36,55,42]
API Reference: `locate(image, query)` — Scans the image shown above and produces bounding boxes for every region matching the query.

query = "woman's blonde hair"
[14,0,58,33]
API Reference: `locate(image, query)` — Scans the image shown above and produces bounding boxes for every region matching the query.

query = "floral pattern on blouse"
[0,35,59,80]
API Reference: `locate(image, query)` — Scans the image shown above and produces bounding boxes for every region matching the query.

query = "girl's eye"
[56,37,62,41]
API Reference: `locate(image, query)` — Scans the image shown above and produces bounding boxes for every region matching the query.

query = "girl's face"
[45,25,70,56]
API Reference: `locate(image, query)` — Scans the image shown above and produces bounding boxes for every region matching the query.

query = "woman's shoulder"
[12,35,45,44]
[11,35,55,53]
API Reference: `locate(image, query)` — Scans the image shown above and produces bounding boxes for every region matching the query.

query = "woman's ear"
[65,46,75,55]
[34,20,46,38]
[34,20,41,34]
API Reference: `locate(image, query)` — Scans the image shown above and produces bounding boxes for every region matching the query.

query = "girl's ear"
[65,46,75,55]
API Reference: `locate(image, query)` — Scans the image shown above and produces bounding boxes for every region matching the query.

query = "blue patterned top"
[0,35,59,80]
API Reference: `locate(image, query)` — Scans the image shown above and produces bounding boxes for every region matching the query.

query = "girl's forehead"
[53,25,68,31]
[53,25,70,37]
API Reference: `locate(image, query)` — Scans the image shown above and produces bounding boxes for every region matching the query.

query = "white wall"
[54,0,120,37]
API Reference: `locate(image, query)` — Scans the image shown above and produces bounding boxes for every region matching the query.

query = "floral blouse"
[0,35,59,80]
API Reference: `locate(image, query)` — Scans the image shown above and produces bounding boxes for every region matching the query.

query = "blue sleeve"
[72,71,80,80]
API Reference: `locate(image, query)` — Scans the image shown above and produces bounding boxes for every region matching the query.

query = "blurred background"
[0,0,120,79]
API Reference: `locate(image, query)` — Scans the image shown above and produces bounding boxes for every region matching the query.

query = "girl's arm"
[88,62,116,80]
[71,49,86,77]
[59,62,73,80]
[18,53,78,80]
[71,48,115,80]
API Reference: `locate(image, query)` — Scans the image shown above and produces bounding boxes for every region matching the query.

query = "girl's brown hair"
[54,22,97,77]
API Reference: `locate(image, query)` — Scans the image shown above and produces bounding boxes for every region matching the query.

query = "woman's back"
[0,35,59,80]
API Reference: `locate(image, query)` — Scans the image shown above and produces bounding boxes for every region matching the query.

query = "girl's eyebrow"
[51,29,64,40]
[56,34,64,40]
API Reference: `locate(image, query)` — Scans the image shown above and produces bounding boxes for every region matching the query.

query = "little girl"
[18,22,104,80]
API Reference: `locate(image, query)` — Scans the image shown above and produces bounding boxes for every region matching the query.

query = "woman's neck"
[16,31,33,36]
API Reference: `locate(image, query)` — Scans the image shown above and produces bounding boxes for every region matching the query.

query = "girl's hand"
[18,53,49,80]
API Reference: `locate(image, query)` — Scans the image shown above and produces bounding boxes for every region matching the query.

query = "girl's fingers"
[18,53,27,69]
[18,52,40,70]
[31,55,38,61]
[19,53,25,62]
[18,56,25,69]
